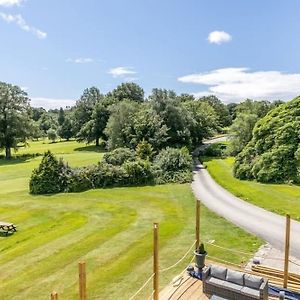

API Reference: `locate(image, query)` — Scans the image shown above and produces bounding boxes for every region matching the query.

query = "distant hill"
[234,96,300,183]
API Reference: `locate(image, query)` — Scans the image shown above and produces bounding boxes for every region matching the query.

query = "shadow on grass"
[74,145,106,153]
[0,231,15,237]
[0,153,42,166]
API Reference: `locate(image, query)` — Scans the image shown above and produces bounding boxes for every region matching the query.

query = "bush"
[123,159,154,185]
[154,147,192,172]
[102,147,135,165]
[234,96,300,183]
[29,151,68,194]
[136,140,155,161]
[65,167,95,192]
[200,142,228,157]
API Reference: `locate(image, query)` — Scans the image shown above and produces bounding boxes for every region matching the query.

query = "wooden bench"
[0,222,17,236]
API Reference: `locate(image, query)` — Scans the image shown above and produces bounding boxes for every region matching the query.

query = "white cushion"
[207,277,226,286]
[241,286,260,297]
[223,281,243,291]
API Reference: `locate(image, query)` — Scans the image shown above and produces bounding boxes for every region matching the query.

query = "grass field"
[0,141,262,299]
[203,157,300,220]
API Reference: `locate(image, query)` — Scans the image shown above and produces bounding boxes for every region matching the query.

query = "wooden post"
[51,291,58,300]
[79,261,87,300]
[283,214,291,288]
[153,223,159,300]
[196,200,200,250]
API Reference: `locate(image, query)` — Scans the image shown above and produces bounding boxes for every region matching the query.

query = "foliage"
[58,117,73,140]
[0,82,32,159]
[199,95,231,128]
[29,151,68,194]
[136,140,155,160]
[108,82,144,103]
[200,142,228,157]
[234,96,300,183]
[47,128,57,142]
[58,107,65,126]
[123,159,153,185]
[102,147,135,165]
[154,147,192,172]
[73,87,103,135]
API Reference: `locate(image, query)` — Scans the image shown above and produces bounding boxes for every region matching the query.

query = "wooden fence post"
[196,200,200,250]
[153,223,159,300]
[283,214,291,288]
[79,261,87,300]
[51,291,58,300]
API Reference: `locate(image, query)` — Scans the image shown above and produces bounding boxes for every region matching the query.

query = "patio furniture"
[0,222,17,236]
[202,265,268,300]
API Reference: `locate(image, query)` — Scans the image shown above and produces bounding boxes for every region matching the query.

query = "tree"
[73,87,103,135]
[199,95,232,128]
[228,113,258,155]
[31,107,46,121]
[47,128,57,143]
[234,96,300,183]
[108,82,144,103]
[58,117,73,141]
[0,82,31,159]
[76,101,109,146]
[58,107,65,126]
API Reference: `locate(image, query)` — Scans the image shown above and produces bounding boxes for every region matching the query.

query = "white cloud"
[0,12,47,39]
[208,31,232,45]
[66,57,94,64]
[108,66,137,78]
[0,0,24,6]
[31,97,75,109]
[178,68,300,102]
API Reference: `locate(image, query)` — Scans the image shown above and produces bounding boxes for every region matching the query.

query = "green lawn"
[0,141,262,299]
[203,157,300,220]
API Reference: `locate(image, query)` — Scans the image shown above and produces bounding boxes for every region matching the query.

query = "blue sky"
[1,0,300,108]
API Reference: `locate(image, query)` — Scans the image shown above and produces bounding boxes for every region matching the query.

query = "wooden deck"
[159,271,279,300]
[160,272,209,300]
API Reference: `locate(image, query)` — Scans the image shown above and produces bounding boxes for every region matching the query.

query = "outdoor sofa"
[202,265,268,300]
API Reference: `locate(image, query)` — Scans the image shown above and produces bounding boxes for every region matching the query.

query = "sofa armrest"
[259,279,268,300]
[202,266,211,282]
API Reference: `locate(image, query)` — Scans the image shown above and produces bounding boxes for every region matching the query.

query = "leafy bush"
[136,140,155,161]
[234,96,300,183]
[123,159,154,185]
[65,167,94,192]
[200,142,228,157]
[29,151,68,194]
[102,147,135,165]
[154,147,192,172]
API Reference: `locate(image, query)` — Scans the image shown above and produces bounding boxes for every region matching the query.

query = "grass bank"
[203,157,300,220]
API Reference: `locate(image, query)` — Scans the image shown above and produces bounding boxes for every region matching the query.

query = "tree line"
[0,81,234,159]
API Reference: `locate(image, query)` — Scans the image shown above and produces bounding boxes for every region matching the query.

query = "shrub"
[123,159,154,185]
[154,147,192,173]
[47,128,57,143]
[102,147,135,165]
[65,167,94,192]
[136,140,155,161]
[29,151,68,194]
[200,142,228,157]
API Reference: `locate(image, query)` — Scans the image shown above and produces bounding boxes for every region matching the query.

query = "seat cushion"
[207,276,226,286]
[226,269,244,285]
[244,274,263,289]
[210,265,227,280]
[241,286,260,298]
[223,281,243,292]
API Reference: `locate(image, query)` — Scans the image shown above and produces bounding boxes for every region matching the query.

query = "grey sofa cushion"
[241,286,260,298]
[207,277,226,286]
[223,281,243,292]
[210,265,227,280]
[226,269,244,285]
[244,274,263,289]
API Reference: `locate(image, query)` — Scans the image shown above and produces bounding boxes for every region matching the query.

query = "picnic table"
[0,222,17,236]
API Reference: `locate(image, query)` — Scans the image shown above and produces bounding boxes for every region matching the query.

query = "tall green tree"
[58,107,65,126]
[199,95,232,128]
[73,87,103,135]
[108,82,144,103]
[58,117,73,141]
[0,82,31,159]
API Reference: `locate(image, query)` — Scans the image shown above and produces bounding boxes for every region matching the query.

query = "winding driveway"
[191,138,300,258]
